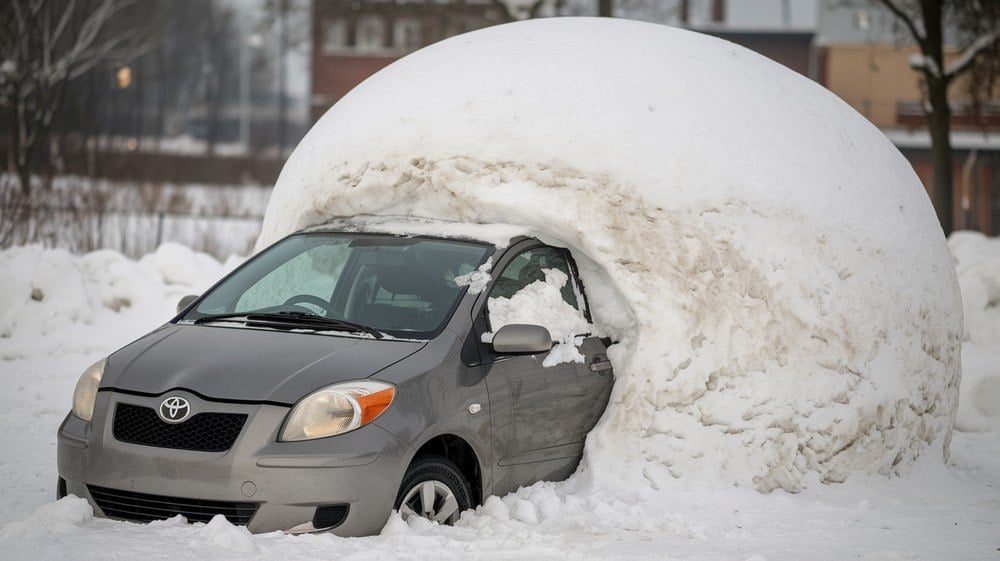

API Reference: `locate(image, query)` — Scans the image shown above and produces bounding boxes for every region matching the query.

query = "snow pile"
[257,18,961,492]
[190,515,259,554]
[949,230,1000,432]
[0,243,239,359]
[950,231,1000,346]
[0,496,92,542]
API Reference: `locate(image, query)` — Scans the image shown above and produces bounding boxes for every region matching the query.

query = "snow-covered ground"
[0,234,997,560]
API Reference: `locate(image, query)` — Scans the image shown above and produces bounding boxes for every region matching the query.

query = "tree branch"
[875,0,927,49]
[945,29,1000,79]
[49,0,79,48]
[909,53,942,79]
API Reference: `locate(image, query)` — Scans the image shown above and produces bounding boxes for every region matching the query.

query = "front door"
[477,244,613,496]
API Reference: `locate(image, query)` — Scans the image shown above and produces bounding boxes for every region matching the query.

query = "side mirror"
[492,324,552,354]
[176,294,199,314]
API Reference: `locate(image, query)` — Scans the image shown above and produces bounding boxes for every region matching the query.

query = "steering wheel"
[282,294,337,316]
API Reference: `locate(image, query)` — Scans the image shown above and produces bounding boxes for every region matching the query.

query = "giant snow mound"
[258,18,961,492]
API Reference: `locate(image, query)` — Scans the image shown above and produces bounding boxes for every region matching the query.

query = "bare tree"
[0,0,149,193]
[875,0,1000,234]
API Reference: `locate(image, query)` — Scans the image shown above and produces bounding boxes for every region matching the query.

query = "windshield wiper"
[189,311,384,339]
[246,311,385,339]
[190,312,251,325]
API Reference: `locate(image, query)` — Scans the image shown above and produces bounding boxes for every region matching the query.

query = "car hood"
[102,324,426,404]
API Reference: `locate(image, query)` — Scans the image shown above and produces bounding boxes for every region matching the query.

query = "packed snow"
[0,236,996,560]
[258,18,960,493]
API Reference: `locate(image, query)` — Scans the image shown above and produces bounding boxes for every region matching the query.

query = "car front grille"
[88,485,257,525]
[112,402,247,453]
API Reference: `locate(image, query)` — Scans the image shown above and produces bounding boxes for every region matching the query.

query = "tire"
[394,455,472,525]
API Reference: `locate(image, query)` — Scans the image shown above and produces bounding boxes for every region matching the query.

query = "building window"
[321,19,348,54]
[356,15,385,52]
[393,18,422,50]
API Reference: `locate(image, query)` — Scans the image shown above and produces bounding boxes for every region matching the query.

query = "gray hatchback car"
[57,226,614,536]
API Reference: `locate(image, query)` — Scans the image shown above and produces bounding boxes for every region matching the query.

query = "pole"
[240,29,250,151]
[277,0,288,155]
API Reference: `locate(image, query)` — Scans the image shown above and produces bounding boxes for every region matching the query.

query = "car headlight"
[72,358,106,421]
[279,380,396,441]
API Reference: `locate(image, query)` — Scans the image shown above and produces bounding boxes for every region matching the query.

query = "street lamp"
[241,33,264,152]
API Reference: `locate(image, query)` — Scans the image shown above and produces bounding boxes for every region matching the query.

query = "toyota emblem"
[158,396,191,423]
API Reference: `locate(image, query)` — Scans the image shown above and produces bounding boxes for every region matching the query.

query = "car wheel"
[394,455,472,525]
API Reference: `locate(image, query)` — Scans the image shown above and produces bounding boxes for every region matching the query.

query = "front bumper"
[57,389,414,536]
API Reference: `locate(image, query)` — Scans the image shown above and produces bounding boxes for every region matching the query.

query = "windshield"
[184,233,494,339]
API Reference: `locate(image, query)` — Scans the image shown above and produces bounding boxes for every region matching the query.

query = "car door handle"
[589,358,613,373]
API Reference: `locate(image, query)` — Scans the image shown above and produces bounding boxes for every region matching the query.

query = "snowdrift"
[257,18,960,492]
[0,243,236,360]
[950,231,1000,432]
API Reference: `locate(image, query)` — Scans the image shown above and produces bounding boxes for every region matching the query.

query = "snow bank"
[949,231,1000,432]
[950,231,1000,347]
[0,497,92,542]
[259,18,961,492]
[0,243,239,359]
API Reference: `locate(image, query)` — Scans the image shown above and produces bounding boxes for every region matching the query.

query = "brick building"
[310,0,819,122]
[311,0,510,122]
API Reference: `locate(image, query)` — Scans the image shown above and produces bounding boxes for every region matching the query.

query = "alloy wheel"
[399,480,461,524]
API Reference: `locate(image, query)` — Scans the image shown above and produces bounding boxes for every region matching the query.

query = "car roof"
[298,222,533,249]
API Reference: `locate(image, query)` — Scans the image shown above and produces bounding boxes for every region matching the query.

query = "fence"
[0,178,271,259]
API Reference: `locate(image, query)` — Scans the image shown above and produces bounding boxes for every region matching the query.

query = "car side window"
[486,246,587,333]
[490,247,580,305]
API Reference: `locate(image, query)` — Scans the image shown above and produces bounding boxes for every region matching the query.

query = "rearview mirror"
[491,324,552,354]
[176,294,199,314]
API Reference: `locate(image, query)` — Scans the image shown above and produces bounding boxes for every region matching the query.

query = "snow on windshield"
[256,18,961,494]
